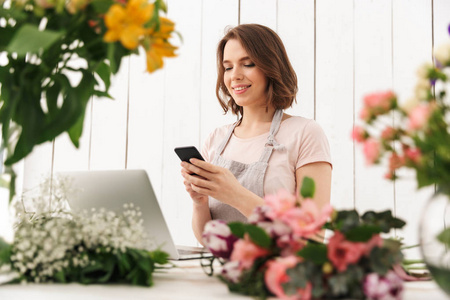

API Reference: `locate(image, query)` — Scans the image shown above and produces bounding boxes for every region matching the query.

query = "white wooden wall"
[1,0,450,256]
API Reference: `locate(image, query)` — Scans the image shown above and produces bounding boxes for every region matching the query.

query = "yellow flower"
[147,17,175,39]
[103,0,153,50]
[145,38,177,73]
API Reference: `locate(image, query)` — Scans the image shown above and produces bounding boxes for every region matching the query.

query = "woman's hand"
[181,165,209,206]
[181,159,243,205]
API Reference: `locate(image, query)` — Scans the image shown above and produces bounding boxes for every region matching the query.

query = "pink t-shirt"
[201,116,332,196]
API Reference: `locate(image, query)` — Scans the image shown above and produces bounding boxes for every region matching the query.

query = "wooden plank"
[127,49,166,203]
[353,0,394,214]
[160,0,203,246]
[315,0,354,210]
[240,0,277,28]
[52,99,92,172]
[89,60,129,170]
[277,0,315,119]
[199,0,238,145]
[393,0,433,258]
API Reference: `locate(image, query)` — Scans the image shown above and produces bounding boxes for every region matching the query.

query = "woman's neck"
[234,106,277,138]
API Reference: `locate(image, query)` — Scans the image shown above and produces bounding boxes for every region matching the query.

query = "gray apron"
[209,109,285,222]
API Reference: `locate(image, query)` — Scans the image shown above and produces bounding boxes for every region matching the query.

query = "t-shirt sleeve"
[296,120,332,169]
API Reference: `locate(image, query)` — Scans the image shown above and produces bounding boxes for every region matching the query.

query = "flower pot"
[419,191,450,296]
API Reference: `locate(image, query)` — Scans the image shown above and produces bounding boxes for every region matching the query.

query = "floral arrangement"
[202,178,406,300]
[352,26,450,295]
[0,0,177,197]
[352,29,450,190]
[0,176,170,285]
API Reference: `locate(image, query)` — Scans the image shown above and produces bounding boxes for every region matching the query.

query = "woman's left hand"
[180,158,243,205]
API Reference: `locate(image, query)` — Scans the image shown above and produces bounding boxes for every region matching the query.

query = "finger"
[182,161,212,179]
[189,159,220,173]
[190,183,212,197]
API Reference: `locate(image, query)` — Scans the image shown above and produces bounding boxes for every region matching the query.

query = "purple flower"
[202,220,237,259]
[221,261,242,283]
[364,271,404,300]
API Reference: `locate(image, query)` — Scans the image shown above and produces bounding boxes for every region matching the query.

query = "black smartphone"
[174,146,205,163]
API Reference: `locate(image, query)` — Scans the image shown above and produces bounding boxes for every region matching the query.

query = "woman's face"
[223,39,268,109]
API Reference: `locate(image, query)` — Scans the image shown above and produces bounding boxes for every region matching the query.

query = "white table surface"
[0,260,448,300]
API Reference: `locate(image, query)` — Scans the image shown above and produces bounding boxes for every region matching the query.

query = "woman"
[181,24,332,244]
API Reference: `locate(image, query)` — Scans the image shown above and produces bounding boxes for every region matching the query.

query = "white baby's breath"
[4,175,152,283]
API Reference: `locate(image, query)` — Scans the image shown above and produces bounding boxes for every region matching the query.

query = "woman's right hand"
[181,166,209,206]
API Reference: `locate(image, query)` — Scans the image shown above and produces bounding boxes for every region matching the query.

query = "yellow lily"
[103,0,153,50]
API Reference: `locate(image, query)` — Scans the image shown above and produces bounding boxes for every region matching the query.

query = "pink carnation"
[351,126,366,143]
[264,190,297,220]
[327,231,366,272]
[363,138,381,165]
[364,271,403,300]
[280,200,333,238]
[363,234,384,255]
[363,91,395,111]
[265,256,312,300]
[381,127,396,141]
[408,103,433,130]
[202,220,238,259]
[230,235,269,270]
[404,147,422,164]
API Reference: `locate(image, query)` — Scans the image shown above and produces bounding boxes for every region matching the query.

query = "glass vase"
[419,191,450,296]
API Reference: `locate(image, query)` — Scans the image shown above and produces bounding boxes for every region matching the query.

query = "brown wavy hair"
[216,24,298,117]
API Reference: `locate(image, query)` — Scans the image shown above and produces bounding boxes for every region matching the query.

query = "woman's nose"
[230,67,243,81]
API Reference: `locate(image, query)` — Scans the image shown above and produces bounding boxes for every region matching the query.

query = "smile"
[233,85,251,91]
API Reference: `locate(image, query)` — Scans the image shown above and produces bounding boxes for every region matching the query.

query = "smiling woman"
[180,24,332,244]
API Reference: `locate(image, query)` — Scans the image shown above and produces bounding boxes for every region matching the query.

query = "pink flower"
[360,107,371,121]
[280,200,333,238]
[408,103,433,130]
[363,234,384,255]
[404,147,422,165]
[363,91,396,111]
[388,153,405,173]
[364,271,403,300]
[265,256,312,300]
[381,127,396,141]
[230,235,270,270]
[363,138,381,165]
[351,126,366,143]
[202,220,238,259]
[264,190,297,220]
[327,231,366,272]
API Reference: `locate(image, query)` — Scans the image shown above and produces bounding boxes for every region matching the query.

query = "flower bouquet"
[352,26,450,295]
[0,176,171,285]
[0,0,177,197]
[202,178,406,300]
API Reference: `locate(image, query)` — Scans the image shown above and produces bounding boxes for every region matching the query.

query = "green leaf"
[0,27,15,49]
[6,24,64,57]
[437,228,450,247]
[244,224,272,249]
[344,225,381,242]
[300,176,315,198]
[228,223,271,248]
[228,222,246,239]
[150,249,170,265]
[297,243,328,264]
[95,61,112,92]
[0,237,12,265]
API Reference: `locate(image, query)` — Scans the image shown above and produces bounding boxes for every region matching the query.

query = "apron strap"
[259,109,285,163]
[215,121,239,156]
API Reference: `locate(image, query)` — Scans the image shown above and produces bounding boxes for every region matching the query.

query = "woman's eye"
[244,63,255,68]
[224,67,232,71]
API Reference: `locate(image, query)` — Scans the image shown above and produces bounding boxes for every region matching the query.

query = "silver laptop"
[57,169,210,260]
